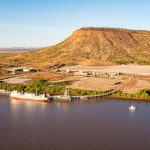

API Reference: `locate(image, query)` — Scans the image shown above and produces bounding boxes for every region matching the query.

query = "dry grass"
[69,78,127,91]
[69,77,150,94]
[0,28,150,68]
[31,72,68,81]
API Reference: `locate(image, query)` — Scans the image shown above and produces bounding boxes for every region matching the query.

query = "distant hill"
[1,27,150,67]
[0,47,38,52]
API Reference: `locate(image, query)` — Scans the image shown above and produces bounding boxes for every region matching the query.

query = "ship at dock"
[10,91,49,102]
[51,89,72,101]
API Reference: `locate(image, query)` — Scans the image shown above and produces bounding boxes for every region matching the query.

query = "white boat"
[10,91,49,102]
[129,105,136,111]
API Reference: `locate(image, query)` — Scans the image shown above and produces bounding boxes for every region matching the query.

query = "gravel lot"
[61,65,150,75]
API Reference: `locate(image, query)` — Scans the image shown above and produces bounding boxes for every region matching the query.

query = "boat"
[10,91,49,102]
[52,89,72,101]
[129,105,136,111]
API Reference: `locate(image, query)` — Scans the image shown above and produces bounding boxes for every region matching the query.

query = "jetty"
[71,90,116,100]
[0,88,117,101]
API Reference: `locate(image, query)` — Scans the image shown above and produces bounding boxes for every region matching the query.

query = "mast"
[64,88,69,97]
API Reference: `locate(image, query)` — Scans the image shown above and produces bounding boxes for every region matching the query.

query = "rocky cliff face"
[36,27,150,66]
[2,27,150,67]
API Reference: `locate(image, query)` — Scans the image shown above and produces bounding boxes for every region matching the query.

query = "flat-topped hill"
[1,27,150,67]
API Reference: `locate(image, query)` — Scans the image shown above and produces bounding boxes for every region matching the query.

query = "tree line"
[0,79,111,96]
[112,90,150,99]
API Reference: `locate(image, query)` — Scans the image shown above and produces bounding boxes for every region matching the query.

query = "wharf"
[71,90,115,100]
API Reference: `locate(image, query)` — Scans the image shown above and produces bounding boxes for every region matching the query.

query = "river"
[0,96,150,150]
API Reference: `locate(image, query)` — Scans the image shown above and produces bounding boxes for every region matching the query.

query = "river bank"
[112,90,150,100]
[1,90,150,102]
[0,79,150,101]
[110,96,150,101]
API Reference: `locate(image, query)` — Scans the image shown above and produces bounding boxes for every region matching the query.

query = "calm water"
[0,96,150,150]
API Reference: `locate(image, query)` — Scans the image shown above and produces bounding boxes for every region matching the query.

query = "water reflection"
[78,97,107,105]
[10,98,48,109]
[109,97,150,104]
[129,107,136,119]
[1,96,150,150]
[10,99,49,122]
[52,101,72,112]
[9,97,109,116]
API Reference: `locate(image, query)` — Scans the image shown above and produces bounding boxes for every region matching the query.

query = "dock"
[0,89,116,101]
[71,90,116,100]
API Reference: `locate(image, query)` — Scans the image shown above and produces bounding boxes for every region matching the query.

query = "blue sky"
[0,0,150,47]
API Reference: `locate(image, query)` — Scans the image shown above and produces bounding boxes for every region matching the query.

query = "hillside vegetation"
[1,27,150,68]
